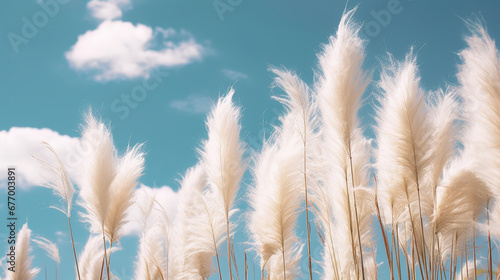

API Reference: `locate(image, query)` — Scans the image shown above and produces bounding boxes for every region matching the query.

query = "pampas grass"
[32,142,81,279]
[22,10,500,280]
[314,8,375,279]
[4,223,40,280]
[375,53,432,279]
[458,21,500,279]
[169,165,209,279]
[134,226,166,280]
[78,111,145,279]
[201,89,246,280]
[32,142,75,218]
[32,237,59,280]
[77,236,119,280]
[271,67,316,280]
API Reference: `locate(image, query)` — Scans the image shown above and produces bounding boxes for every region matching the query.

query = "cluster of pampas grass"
[4,8,500,280]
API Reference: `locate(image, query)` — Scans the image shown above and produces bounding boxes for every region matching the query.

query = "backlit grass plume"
[78,111,145,278]
[134,226,166,280]
[458,21,500,278]
[432,159,491,267]
[32,142,75,218]
[169,165,209,279]
[249,142,303,280]
[4,223,39,280]
[32,142,81,279]
[32,237,59,280]
[270,67,317,280]
[77,235,119,280]
[375,54,432,279]
[200,89,246,280]
[314,8,376,279]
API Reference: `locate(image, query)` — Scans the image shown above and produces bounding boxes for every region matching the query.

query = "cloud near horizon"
[0,127,82,189]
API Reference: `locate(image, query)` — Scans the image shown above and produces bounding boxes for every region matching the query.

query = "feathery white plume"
[314,8,375,279]
[78,112,116,235]
[250,69,315,278]
[134,226,166,280]
[375,53,432,255]
[200,89,246,279]
[32,142,75,217]
[423,90,460,216]
[77,235,120,280]
[201,88,245,219]
[249,142,303,280]
[458,22,500,241]
[5,223,40,280]
[182,189,228,279]
[170,165,207,279]
[78,111,145,245]
[104,144,145,244]
[433,158,490,261]
[32,236,60,265]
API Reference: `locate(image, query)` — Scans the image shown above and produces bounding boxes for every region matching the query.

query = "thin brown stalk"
[404,101,429,279]
[374,175,393,280]
[403,179,424,280]
[393,220,402,280]
[349,152,365,280]
[102,233,110,280]
[244,249,248,280]
[107,241,114,279]
[343,166,360,279]
[231,240,240,280]
[281,225,287,280]
[203,200,223,280]
[68,217,81,280]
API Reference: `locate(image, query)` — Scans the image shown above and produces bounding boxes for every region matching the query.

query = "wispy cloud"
[170,95,212,114]
[0,127,81,188]
[87,0,131,21]
[66,22,204,81]
[221,69,248,80]
[55,231,67,243]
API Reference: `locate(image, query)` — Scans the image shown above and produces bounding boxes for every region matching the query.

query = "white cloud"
[66,21,204,81]
[222,69,248,80]
[54,231,68,243]
[87,0,130,21]
[0,127,83,189]
[170,95,212,114]
[124,185,178,235]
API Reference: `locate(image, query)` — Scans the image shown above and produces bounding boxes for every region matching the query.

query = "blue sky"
[1,0,500,279]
